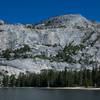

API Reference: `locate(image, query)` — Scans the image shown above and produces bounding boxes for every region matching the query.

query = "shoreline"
[44,87,100,90]
[0,87,100,90]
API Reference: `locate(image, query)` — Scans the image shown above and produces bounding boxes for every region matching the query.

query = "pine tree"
[2,75,9,87]
[9,75,16,87]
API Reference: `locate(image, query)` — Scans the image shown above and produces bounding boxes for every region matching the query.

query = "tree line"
[1,66,100,88]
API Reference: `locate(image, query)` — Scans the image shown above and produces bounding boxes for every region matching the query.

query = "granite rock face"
[0,14,100,75]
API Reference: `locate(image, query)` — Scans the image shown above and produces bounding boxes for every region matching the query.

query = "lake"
[0,88,100,100]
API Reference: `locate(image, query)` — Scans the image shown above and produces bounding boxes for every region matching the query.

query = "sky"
[0,0,100,24]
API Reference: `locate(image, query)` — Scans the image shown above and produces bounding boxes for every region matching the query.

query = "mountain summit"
[35,14,92,29]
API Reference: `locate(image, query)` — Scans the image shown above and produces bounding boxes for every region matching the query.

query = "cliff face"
[0,14,100,75]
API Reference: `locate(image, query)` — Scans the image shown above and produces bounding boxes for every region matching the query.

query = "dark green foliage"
[2,49,12,60]
[2,75,9,87]
[9,75,16,87]
[54,41,85,64]
[1,66,100,88]
[1,44,31,59]
[14,44,31,58]
[58,25,66,28]
[45,20,52,26]
[33,55,50,60]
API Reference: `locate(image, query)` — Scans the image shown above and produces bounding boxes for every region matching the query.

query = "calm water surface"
[0,88,100,100]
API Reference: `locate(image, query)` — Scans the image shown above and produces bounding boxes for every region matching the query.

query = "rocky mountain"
[0,14,100,76]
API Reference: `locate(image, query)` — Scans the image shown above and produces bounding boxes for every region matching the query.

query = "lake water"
[0,88,100,100]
